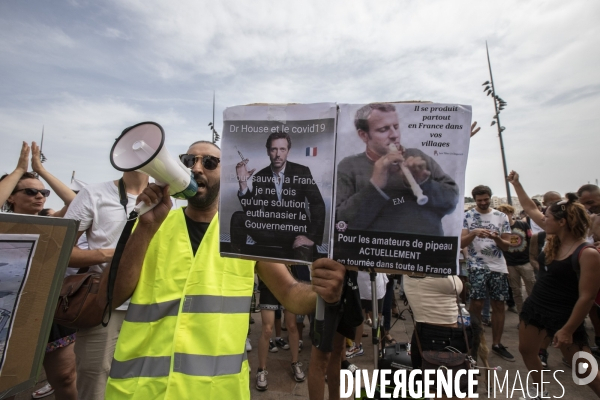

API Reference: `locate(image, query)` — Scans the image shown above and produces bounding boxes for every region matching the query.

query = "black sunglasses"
[14,188,51,197]
[179,154,221,170]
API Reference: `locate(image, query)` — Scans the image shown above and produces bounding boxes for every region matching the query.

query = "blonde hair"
[496,205,515,215]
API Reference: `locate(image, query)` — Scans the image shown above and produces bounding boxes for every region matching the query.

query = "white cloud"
[0,0,599,204]
[0,94,199,210]
[101,27,128,40]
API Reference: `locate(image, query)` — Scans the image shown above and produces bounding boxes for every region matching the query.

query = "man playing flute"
[335,103,459,235]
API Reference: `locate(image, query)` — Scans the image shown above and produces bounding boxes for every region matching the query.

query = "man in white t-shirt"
[64,170,148,400]
[461,185,513,362]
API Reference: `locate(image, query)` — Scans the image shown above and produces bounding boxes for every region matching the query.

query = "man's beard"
[188,179,220,209]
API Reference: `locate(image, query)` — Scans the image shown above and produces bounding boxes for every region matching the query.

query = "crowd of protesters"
[2,137,600,400]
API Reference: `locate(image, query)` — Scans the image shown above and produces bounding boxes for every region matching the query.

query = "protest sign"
[219,103,336,264]
[0,214,78,398]
[0,234,39,374]
[332,102,471,275]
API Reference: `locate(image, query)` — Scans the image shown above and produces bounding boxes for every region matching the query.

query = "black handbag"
[410,278,475,392]
[419,347,473,391]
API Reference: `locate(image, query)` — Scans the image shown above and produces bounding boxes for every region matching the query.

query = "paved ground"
[243,289,593,399]
[17,289,596,399]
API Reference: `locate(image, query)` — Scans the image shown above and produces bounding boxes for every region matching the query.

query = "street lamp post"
[483,41,512,205]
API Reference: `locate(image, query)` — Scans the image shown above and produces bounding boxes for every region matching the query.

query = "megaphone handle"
[133,180,166,217]
[312,294,325,350]
[316,294,325,320]
[134,201,158,217]
[311,260,325,350]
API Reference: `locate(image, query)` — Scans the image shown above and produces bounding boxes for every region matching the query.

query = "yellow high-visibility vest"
[106,210,255,399]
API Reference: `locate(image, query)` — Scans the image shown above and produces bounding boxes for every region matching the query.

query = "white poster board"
[218,101,471,276]
[332,103,471,275]
[219,103,337,264]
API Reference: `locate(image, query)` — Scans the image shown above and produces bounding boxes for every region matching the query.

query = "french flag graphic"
[305,147,317,157]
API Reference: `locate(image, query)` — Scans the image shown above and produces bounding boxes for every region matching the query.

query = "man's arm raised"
[101,184,172,309]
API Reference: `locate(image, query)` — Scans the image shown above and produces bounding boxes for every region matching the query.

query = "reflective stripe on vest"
[107,210,254,400]
[173,352,248,376]
[125,295,252,323]
[110,356,171,379]
[110,352,248,379]
[125,299,181,323]
[182,295,251,314]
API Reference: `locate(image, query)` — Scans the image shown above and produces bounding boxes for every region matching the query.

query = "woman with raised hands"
[1,141,78,400]
[0,141,31,210]
[1,141,75,217]
[508,171,600,399]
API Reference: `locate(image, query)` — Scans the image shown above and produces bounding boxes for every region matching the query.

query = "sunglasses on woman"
[179,154,221,170]
[13,188,51,197]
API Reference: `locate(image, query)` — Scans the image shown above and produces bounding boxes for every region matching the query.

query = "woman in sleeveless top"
[509,171,600,398]
[1,142,78,400]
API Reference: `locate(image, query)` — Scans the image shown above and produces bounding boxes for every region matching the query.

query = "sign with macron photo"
[219,101,471,276]
[332,102,472,275]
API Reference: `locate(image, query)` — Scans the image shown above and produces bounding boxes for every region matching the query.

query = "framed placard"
[0,214,78,399]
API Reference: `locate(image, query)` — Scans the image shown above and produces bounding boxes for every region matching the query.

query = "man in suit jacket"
[231,131,326,261]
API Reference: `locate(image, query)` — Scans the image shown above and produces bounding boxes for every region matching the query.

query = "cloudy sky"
[1,0,598,209]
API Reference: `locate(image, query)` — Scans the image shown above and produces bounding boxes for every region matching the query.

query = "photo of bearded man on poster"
[230,131,326,261]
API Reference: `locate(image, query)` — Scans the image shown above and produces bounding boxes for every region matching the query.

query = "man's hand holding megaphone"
[135,184,173,229]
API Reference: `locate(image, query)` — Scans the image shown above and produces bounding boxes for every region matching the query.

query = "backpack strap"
[117,178,128,217]
[101,180,137,327]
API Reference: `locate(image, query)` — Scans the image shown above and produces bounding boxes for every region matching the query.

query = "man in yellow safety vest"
[104,140,345,399]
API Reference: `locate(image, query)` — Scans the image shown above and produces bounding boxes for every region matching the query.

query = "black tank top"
[528,247,583,316]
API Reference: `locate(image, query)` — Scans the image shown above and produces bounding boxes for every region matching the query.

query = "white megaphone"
[110,122,198,216]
